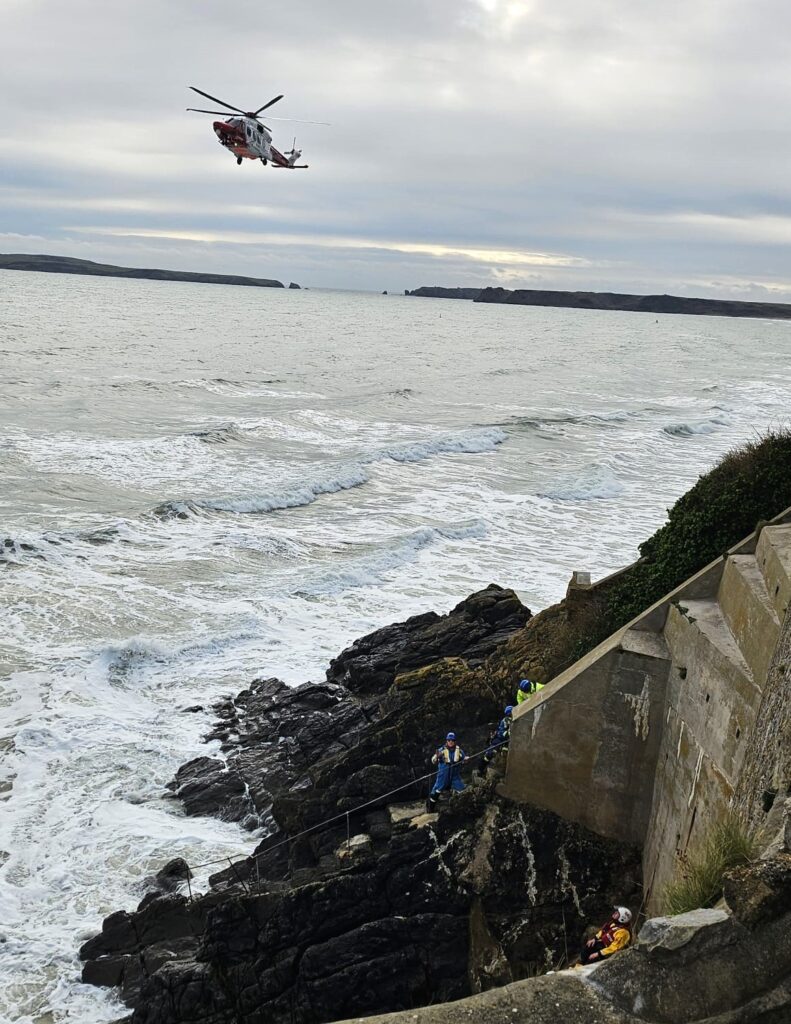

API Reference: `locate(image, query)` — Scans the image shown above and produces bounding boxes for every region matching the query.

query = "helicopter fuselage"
[213,117,305,168]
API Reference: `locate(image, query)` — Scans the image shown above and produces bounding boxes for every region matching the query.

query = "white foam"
[540,463,625,501]
[662,416,730,437]
[295,522,488,595]
[371,427,508,463]
[202,463,372,514]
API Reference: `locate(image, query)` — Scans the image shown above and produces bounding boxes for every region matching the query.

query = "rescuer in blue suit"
[479,705,513,775]
[427,732,466,812]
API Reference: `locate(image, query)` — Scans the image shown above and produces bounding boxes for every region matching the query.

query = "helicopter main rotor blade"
[255,95,284,114]
[188,86,246,114]
[258,116,331,125]
[186,108,243,116]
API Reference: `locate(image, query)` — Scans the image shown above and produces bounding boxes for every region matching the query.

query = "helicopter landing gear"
[236,156,242,165]
[260,157,268,165]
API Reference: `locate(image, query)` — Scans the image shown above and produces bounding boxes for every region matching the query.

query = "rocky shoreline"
[80,585,641,1022]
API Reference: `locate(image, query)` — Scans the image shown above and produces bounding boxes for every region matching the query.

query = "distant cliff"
[405,286,483,300]
[476,286,791,319]
[406,284,791,320]
[0,253,284,289]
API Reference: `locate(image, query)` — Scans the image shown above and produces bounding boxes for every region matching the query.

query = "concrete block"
[718,555,780,688]
[757,524,791,621]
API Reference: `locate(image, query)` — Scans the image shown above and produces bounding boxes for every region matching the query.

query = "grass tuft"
[663,816,757,916]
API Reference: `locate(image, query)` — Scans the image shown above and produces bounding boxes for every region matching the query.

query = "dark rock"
[723,851,791,928]
[80,588,642,1023]
[83,781,640,1023]
[168,588,529,837]
[146,858,192,896]
[170,756,250,825]
[289,281,301,289]
[327,584,531,695]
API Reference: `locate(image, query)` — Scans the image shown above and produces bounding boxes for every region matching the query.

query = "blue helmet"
[519,679,534,693]
[504,705,514,717]
[446,732,457,741]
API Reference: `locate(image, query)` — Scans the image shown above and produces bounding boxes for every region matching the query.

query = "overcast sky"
[2,0,791,295]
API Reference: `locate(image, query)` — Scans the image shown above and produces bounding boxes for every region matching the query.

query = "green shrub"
[599,430,791,644]
[663,816,756,915]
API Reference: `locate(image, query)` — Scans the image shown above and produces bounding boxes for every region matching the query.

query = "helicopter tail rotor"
[285,137,303,166]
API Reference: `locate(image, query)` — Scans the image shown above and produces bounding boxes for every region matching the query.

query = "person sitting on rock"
[427,732,466,812]
[480,705,513,774]
[516,678,545,705]
[579,906,633,964]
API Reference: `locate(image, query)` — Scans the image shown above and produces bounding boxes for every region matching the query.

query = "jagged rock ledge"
[0,253,284,289]
[79,585,642,1023]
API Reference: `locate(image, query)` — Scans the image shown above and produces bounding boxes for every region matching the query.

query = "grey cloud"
[1,0,791,295]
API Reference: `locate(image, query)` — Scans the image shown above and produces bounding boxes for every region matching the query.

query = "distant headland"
[405,285,791,320]
[0,253,284,289]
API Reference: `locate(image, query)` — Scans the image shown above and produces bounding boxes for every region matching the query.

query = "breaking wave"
[92,631,260,687]
[155,427,508,518]
[662,417,730,437]
[295,522,487,595]
[501,409,638,431]
[189,423,249,445]
[540,463,625,501]
[200,465,372,515]
[372,426,507,463]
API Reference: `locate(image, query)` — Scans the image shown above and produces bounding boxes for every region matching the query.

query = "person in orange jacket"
[579,906,633,964]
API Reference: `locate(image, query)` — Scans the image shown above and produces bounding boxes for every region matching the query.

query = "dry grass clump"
[663,816,757,916]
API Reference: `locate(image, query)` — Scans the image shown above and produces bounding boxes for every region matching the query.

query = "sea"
[1,271,790,1023]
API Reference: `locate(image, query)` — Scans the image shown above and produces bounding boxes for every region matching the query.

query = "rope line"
[185,738,509,878]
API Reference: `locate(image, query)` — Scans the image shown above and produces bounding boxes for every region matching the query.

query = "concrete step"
[718,555,780,689]
[756,524,791,622]
[669,597,754,685]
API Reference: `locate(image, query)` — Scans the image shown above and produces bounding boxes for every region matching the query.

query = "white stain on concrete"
[688,748,704,808]
[622,676,651,740]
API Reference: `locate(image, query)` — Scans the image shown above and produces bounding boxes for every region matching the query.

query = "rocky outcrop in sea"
[80,585,641,1022]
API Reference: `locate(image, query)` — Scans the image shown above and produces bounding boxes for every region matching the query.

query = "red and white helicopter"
[187,85,328,169]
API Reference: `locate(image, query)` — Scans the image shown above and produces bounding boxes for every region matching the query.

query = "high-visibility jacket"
[432,745,465,765]
[594,921,631,957]
[431,744,466,793]
[516,682,545,704]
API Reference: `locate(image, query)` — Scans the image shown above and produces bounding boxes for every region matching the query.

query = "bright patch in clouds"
[71,225,589,268]
[1,0,791,295]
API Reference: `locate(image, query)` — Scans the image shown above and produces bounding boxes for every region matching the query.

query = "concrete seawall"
[502,510,791,912]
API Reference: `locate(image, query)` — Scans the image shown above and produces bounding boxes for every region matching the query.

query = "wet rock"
[327,584,530,696]
[139,858,193,903]
[169,589,530,837]
[83,783,640,1023]
[82,588,643,1024]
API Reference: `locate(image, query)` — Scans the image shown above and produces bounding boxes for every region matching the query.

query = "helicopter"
[186,86,328,169]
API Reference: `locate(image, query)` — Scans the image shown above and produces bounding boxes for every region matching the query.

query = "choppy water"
[1,271,789,1022]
